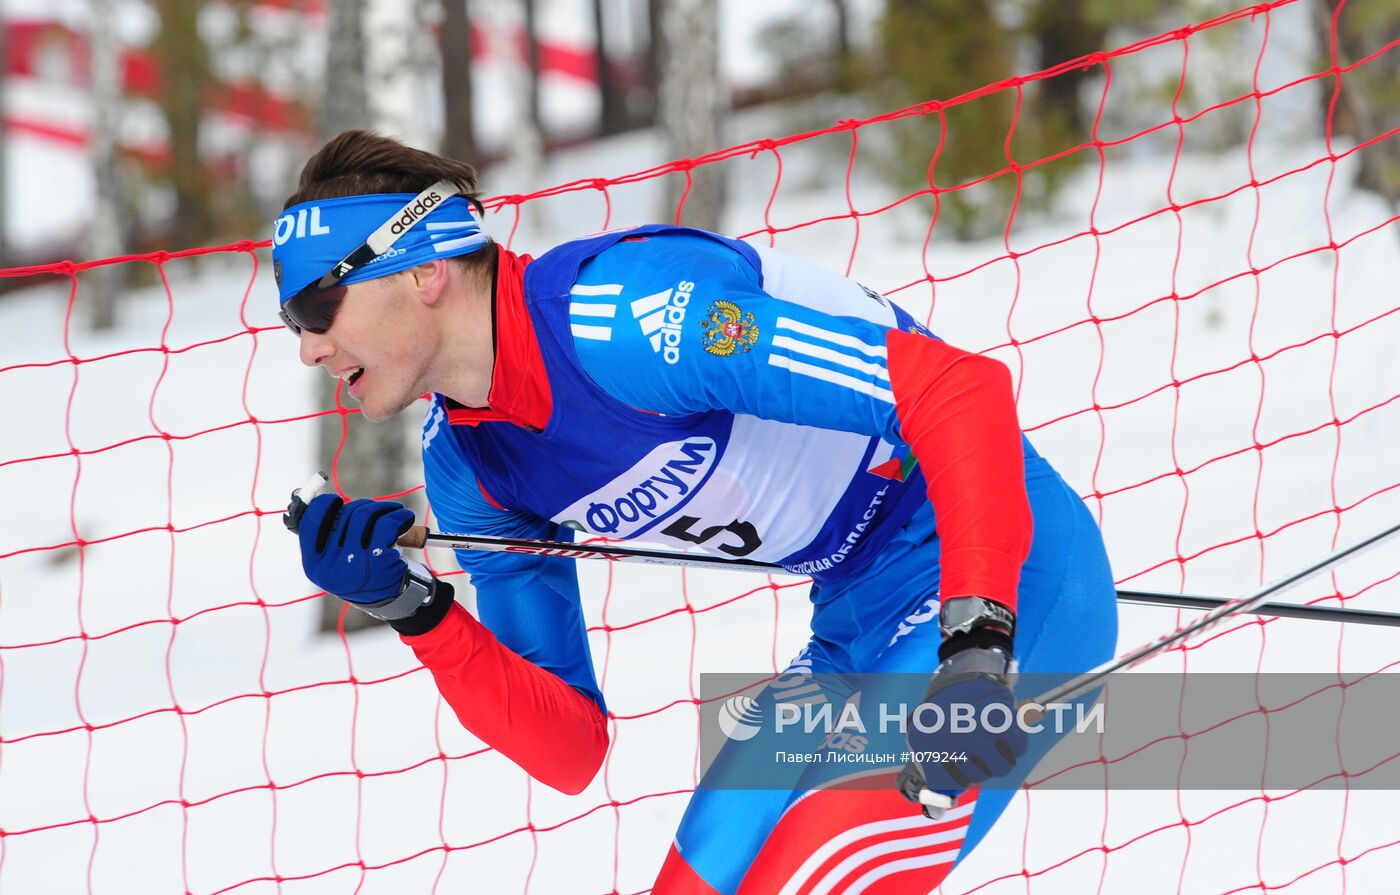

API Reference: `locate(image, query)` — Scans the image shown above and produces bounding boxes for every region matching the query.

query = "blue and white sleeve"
[566,232,911,443]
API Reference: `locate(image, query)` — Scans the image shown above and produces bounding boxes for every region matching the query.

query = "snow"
[3,2,1400,893]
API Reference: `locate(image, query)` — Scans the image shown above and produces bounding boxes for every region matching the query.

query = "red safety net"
[2,1,1398,892]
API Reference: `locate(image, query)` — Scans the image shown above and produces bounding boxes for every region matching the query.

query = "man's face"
[296,274,431,422]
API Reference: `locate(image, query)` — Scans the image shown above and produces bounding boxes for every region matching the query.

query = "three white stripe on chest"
[569,283,623,341]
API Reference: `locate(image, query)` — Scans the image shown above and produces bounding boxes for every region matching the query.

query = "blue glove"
[905,635,1027,794]
[297,493,416,603]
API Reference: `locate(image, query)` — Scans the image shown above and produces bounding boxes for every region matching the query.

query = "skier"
[277,130,1118,893]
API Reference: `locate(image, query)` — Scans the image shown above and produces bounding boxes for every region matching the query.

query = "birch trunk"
[657,0,726,232]
[85,0,127,330]
[317,0,416,634]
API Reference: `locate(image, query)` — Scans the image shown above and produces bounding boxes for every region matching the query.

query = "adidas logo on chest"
[630,280,695,364]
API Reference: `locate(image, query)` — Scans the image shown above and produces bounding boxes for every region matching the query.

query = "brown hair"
[283,129,495,280]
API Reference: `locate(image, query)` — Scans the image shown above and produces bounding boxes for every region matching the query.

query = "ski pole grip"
[297,471,330,502]
[398,525,429,550]
[284,471,331,534]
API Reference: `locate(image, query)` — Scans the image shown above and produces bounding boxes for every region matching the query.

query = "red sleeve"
[885,330,1032,614]
[401,602,609,794]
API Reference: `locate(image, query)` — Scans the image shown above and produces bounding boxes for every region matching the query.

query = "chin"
[358,401,402,423]
[357,391,416,423]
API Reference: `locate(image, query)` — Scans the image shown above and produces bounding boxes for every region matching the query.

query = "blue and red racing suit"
[403,227,1118,893]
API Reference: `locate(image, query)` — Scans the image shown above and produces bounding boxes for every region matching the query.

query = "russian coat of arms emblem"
[700,300,759,357]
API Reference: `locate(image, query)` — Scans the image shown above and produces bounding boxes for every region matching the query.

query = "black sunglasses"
[279,179,461,335]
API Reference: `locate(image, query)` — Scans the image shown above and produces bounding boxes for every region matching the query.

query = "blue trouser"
[671,456,1120,892]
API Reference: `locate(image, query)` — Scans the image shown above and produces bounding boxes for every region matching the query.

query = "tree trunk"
[481,1,544,187]
[657,0,725,232]
[636,0,663,127]
[317,0,413,634]
[592,0,625,135]
[152,0,213,247]
[1026,0,1105,138]
[440,0,478,162]
[1313,0,1400,215]
[322,0,370,139]
[522,0,542,136]
[85,0,128,330]
[828,0,855,91]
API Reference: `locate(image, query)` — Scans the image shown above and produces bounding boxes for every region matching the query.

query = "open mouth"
[337,366,366,396]
[347,368,366,397]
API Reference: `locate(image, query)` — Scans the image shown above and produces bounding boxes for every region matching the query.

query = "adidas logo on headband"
[391,190,447,236]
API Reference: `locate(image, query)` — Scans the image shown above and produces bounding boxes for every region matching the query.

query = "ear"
[408,260,451,307]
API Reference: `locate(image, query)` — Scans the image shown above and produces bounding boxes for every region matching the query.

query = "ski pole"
[290,473,1400,628]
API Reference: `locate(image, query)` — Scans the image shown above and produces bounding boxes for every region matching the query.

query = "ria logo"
[630,280,695,364]
[717,694,764,741]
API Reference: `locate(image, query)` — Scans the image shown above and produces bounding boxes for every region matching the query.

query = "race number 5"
[661,515,763,557]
